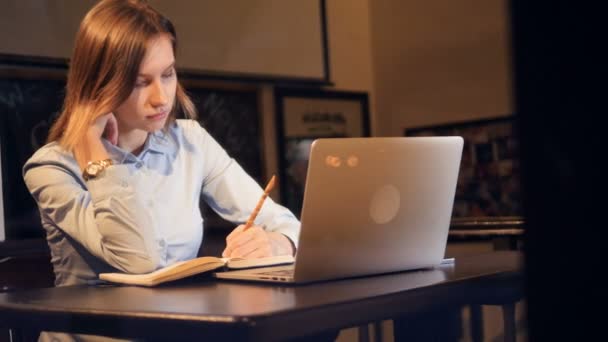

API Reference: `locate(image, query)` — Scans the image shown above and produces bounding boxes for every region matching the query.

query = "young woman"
[23,1,299,340]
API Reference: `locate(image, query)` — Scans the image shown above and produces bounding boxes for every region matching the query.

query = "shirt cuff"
[86,164,132,201]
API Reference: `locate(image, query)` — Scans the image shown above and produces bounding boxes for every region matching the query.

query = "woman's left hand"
[222,225,294,258]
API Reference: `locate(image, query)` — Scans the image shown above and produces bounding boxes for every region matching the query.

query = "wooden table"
[0,251,523,341]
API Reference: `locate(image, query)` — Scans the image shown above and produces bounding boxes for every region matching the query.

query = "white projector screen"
[0,0,329,83]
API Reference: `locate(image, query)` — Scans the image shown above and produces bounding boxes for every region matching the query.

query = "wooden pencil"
[244,175,276,230]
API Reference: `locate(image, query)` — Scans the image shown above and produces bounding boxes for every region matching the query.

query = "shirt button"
[120,180,128,188]
[147,200,154,207]
[135,162,143,169]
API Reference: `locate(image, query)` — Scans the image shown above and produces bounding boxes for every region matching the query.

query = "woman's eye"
[135,80,149,88]
[162,70,175,79]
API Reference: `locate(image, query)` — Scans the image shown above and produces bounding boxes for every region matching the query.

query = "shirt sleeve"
[23,152,161,274]
[190,121,301,246]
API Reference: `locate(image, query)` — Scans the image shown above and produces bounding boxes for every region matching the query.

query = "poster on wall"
[274,88,370,216]
[405,116,522,220]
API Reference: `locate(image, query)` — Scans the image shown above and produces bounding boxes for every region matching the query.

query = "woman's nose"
[150,80,169,107]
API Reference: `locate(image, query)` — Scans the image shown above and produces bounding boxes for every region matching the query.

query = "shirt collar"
[101,128,177,163]
[146,128,176,155]
[101,139,129,163]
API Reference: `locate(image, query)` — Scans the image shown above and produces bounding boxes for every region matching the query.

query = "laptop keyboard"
[257,269,294,277]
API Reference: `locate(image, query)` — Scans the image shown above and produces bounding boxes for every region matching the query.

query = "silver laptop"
[215,137,463,284]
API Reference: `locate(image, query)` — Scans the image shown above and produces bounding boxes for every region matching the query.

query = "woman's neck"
[117,129,148,156]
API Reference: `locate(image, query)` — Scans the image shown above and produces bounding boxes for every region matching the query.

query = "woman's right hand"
[89,112,118,145]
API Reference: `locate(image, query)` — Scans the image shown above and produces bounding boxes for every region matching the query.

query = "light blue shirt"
[23,119,300,287]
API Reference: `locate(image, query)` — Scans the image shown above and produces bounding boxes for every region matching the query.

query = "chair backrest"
[0,242,54,342]
[0,241,55,292]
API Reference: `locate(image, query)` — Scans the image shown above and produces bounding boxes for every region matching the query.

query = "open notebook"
[99,255,294,287]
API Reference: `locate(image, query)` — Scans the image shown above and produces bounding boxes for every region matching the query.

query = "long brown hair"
[48,0,196,149]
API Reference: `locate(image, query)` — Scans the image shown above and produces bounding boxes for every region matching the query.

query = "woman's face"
[113,34,177,134]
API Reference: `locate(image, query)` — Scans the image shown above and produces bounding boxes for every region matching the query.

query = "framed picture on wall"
[274,88,370,216]
[405,116,522,222]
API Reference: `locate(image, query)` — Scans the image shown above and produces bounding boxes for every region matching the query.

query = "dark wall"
[510,0,603,340]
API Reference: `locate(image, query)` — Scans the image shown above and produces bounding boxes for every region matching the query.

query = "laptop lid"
[217,137,463,283]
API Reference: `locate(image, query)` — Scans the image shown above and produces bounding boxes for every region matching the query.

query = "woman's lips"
[147,111,168,121]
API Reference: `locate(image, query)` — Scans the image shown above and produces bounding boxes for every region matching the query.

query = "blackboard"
[0,75,262,240]
[185,85,263,229]
[186,87,262,182]
[0,77,64,239]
